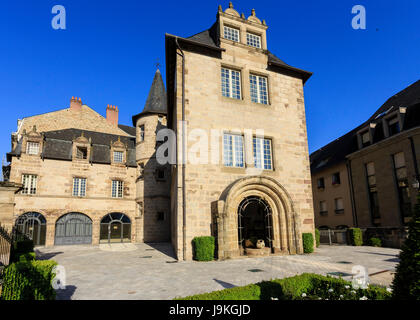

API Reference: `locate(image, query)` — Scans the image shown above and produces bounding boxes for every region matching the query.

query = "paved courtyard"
[36,244,400,300]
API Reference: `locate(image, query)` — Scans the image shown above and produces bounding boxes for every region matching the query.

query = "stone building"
[310,80,420,245]
[2,3,314,260]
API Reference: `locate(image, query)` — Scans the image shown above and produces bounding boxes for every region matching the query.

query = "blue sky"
[0,0,419,162]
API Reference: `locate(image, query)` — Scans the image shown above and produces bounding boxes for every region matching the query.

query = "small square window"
[156,169,165,180]
[76,147,88,160]
[332,172,341,185]
[361,131,370,147]
[388,117,400,136]
[224,26,240,42]
[139,125,145,142]
[157,212,165,221]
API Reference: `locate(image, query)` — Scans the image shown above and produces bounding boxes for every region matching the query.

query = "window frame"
[223,133,245,168]
[332,172,341,185]
[73,177,87,197]
[319,200,328,216]
[253,137,273,170]
[111,180,124,198]
[249,74,268,105]
[139,125,145,142]
[113,151,124,164]
[223,25,240,42]
[246,32,262,48]
[221,67,242,100]
[317,177,325,189]
[26,142,40,155]
[22,174,37,195]
[334,197,344,214]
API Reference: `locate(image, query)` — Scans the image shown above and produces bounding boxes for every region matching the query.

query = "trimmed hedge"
[176,273,391,300]
[10,239,35,263]
[192,236,215,261]
[348,228,363,246]
[368,237,382,247]
[315,228,320,248]
[302,233,314,253]
[1,260,57,300]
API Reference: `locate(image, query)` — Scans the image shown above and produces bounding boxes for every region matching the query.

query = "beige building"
[2,3,315,260]
[310,80,420,238]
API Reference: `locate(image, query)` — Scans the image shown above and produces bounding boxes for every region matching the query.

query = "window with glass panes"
[366,162,380,220]
[221,68,241,99]
[253,138,272,170]
[113,151,123,163]
[223,134,244,168]
[22,174,37,195]
[246,32,261,48]
[111,180,124,198]
[249,74,268,104]
[73,178,86,197]
[393,152,411,219]
[26,142,40,155]
[334,198,344,214]
[223,26,239,42]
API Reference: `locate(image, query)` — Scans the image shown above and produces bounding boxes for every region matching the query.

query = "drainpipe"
[346,159,358,227]
[175,37,187,261]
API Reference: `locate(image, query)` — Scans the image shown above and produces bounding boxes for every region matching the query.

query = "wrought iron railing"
[0,224,13,267]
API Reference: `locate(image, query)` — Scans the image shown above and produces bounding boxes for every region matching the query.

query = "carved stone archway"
[213,176,303,260]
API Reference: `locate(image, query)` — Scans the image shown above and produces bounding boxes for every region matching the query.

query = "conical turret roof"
[132,69,167,125]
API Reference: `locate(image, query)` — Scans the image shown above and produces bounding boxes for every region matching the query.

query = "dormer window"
[361,131,370,147]
[26,142,40,155]
[223,26,240,42]
[76,147,88,160]
[387,117,400,136]
[113,151,124,163]
[246,32,261,48]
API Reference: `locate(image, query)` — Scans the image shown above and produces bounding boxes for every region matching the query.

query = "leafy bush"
[368,237,382,247]
[302,233,314,253]
[315,228,320,248]
[17,252,36,262]
[192,236,215,261]
[1,260,57,300]
[348,228,363,246]
[392,194,420,300]
[176,273,391,300]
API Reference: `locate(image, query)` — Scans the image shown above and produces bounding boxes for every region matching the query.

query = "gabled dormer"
[22,125,44,157]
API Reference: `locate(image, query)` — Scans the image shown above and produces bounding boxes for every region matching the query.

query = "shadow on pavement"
[56,285,77,300]
[213,279,237,289]
[146,243,176,259]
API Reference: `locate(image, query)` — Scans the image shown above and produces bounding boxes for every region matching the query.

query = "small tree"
[392,194,420,300]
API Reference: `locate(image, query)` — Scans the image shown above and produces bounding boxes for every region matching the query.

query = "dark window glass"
[157,212,165,221]
[317,178,325,189]
[76,147,88,159]
[332,172,341,185]
[388,117,400,136]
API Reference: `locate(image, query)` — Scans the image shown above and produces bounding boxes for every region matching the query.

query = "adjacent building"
[310,80,420,241]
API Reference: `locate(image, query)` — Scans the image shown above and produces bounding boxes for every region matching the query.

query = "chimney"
[106,104,119,126]
[70,96,82,111]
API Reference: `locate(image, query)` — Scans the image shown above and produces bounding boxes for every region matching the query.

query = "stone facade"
[166,4,314,260]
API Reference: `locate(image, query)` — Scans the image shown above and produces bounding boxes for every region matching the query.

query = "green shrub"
[17,252,36,262]
[392,194,420,300]
[348,228,363,246]
[10,239,35,263]
[1,260,57,300]
[176,273,391,300]
[368,237,382,247]
[315,228,320,248]
[192,236,215,261]
[302,233,314,253]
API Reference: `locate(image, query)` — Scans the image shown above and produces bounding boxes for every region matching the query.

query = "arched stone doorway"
[15,212,47,246]
[238,196,273,255]
[100,213,131,243]
[213,176,303,259]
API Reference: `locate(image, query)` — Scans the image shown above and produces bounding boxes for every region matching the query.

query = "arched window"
[15,212,47,246]
[100,213,131,243]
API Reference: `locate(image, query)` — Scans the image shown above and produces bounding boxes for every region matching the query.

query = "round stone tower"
[132,68,171,242]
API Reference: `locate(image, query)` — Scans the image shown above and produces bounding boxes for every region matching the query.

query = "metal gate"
[55,213,92,245]
[15,212,47,246]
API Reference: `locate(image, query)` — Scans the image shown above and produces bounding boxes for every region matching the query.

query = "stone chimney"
[70,96,82,111]
[106,105,119,126]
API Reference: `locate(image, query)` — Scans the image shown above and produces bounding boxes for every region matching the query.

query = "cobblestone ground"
[36,244,400,300]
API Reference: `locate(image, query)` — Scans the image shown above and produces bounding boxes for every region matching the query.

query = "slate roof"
[7,128,137,167]
[310,80,420,174]
[118,124,136,136]
[132,69,167,125]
